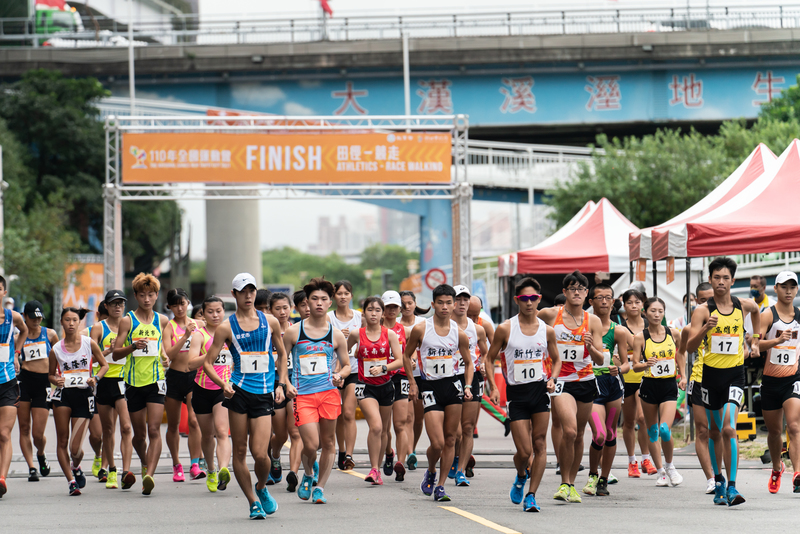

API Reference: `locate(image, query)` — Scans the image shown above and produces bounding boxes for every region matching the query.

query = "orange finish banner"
[122,132,452,184]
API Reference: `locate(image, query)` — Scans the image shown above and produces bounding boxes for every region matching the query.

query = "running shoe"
[383,449,395,476]
[98,468,108,482]
[337,451,346,471]
[568,485,582,503]
[523,493,540,512]
[206,471,218,493]
[727,486,745,506]
[706,479,716,494]
[286,471,298,492]
[69,480,81,496]
[298,474,313,500]
[106,469,118,489]
[121,470,136,490]
[366,468,379,483]
[510,473,527,504]
[173,464,186,482]
[627,462,641,478]
[312,487,327,504]
[596,478,609,496]
[656,471,669,487]
[608,472,619,484]
[433,485,451,502]
[73,467,87,488]
[421,469,436,496]
[582,474,598,495]
[455,471,469,487]
[473,429,479,438]
[503,418,511,437]
[249,501,267,520]
[0,477,6,498]
[372,472,384,486]
[769,462,785,494]
[448,457,459,479]
[578,464,586,472]
[313,460,320,486]
[465,455,476,478]
[269,457,282,484]
[28,467,39,482]
[256,484,278,515]
[394,462,406,482]
[141,465,148,477]
[666,466,683,486]
[641,458,657,475]
[343,455,355,471]
[553,483,570,502]
[37,454,50,477]
[713,478,728,505]
[794,472,800,494]
[142,475,155,495]
[407,452,417,471]
[199,458,207,471]
[555,463,561,475]
[190,463,206,480]
[218,467,231,491]
[92,456,102,478]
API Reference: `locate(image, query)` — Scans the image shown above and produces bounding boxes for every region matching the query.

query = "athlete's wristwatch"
[278,383,287,392]
[752,334,761,339]
[464,385,472,389]
[381,365,387,373]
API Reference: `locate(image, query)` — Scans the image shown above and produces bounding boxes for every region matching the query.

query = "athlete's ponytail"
[61,307,89,321]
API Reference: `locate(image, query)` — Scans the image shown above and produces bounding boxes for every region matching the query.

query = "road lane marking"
[439,506,521,534]
[340,469,367,480]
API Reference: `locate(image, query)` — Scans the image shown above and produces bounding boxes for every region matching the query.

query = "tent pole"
[652,261,658,297]
[629,261,634,285]
[686,256,693,442]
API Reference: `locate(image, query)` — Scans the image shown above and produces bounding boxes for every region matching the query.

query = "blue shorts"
[593,373,624,405]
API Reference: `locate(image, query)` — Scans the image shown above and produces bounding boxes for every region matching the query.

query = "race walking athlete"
[687,257,761,506]
[284,277,352,504]
[404,284,474,502]
[204,273,288,519]
[399,290,427,471]
[17,300,57,482]
[49,307,109,496]
[0,274,26,498]
[485,277,561,512]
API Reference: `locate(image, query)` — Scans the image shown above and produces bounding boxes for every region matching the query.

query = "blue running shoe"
[713,478,728,505]
[73,467,87,489]
[312,487,327,504]
[727,486,745,507]
[298,474,313,501]
[407,453,417,471]
[249,501,267,520]
[510,474,527,505]
[256,484,278,515]
[433,485,451,502]
[523,493,540,512]
[420,469,436,496]
[312,460,319,486]
[448,457,458,479]
[455,471,469,487]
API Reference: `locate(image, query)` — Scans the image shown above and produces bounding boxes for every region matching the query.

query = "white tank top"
[502,316,547,386]
[418,317,459,381]
[764,305,800,378]
[328,309,362,372]
[454,318,478,375]
[407,315,426,377]
[53,336,94,389]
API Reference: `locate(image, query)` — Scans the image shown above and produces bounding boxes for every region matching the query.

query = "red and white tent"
[498,198,637,276]
[629,143,776,261]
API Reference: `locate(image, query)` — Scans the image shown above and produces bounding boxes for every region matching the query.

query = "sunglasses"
[515,294,541,303]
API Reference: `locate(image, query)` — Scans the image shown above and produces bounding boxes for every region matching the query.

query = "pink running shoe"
[372,472,383,486]
[190,463,206,480]
[173,464,185,482]
[365,468,379,483]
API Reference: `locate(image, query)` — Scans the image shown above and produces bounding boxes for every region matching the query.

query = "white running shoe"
[656,472,669,487]
[705,478,716,494]
[666,466,683,486]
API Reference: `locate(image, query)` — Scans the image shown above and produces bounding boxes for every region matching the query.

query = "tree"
[758,74,800,123]
[359,243,417,288]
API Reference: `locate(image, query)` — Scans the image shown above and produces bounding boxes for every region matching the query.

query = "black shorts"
[356,381,395,407]
[392,373,410,402]
[126,382,166,413]
[96,377,126,407]
[561,379,597,404]
[191,382,225,415]
[507,381,550,421]
[639,377,678,405]
[165,369,197,403]
[687,380,703,408]
[18,369,50,409]
[760,374,800,412]
[594,373,624,405]
[222,383,274,419]
[51,387,94,419]
[0,379,19,408]
[623,381,641,398]
[419,375,463,413]
[458,371,484,403]
[701,365,745,411]
[338,372,359,390]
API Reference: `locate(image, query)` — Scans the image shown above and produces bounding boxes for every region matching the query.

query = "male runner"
[404,284,473,502]
[204,273,287,519]
[485,277,560,512]
[686,257,761,506]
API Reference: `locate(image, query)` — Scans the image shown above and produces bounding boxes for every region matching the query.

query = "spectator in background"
[750,276,774,313]
[670,293,696,331]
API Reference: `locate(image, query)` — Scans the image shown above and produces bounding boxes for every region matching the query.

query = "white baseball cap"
[775,271,798,285]
[232,273,258,291]
[453,285,471,297]
[381,290,402,307]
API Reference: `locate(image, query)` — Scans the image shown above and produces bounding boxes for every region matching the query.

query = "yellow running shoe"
[92,456,102,478]
[568,485,582,503]
[553,483,570,501]
[583,474,598,495]
[142,475,155,496]
[106,469,118,489]
[218,466,231,491]
[206,471,218,493]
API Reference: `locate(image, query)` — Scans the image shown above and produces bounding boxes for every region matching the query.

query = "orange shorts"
[294,389,342,426]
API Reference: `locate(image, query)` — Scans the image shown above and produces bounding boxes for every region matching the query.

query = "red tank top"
[357,327,392,385]
[388,321,406,376]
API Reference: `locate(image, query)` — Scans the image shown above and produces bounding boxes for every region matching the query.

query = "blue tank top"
[22,326,51,361]
[291,320,336,396]
[0,309,16,384]
[229,311,274,395]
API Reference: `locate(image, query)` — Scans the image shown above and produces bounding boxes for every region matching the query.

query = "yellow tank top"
[703,297,745,369]
[122,311,164,386]
[100,320,123,379]
[621,321,645,384]
[642,328,677,379]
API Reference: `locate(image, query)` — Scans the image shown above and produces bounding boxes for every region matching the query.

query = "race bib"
[24,341,48,362]
[651,359,675,378]
[710,333,739,355]
[454,379,464,396]
[477,381,484,397]
[87,396,96,413]
[64,369,89,389]
[46,387,53,402]
[421,390,436,408]
[214,348,232,367]
[400,379,410,395]
[0,343,9,363]
[794,381,800,396]
[157,379,167,396]
[354,383,366,400]
[770,346,797,366]
[300,353,328,376]
[240,351,270,374]
[364,358,387,377]
[132,338,159,357]
[729,386,744,405]
[513,359,542,383]
[557,341,583,363]
[118,381,127,395]
[425,355,453,378]
[600,350,612,368]
[687,381,694,395]
[286,353,293,371]
[701,386,709,405]
[181,338,192,352]
[549,380,564,397]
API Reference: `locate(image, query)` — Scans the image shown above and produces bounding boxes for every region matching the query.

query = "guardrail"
[2,5,799,48]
